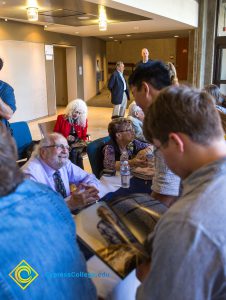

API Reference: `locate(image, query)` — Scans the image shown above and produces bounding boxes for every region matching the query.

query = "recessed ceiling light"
[126,34,131,37]
[108,36,113,39]
[78,16,90,20]
[4,18,7,21]
[44,25,47,28]
[174,35,179,38]
[114,39,118,42]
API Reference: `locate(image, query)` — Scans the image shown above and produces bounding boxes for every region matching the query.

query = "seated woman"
[103,118,151,171]
[54,99,88,169]
[203,84,226,113]
[127,101,146,142]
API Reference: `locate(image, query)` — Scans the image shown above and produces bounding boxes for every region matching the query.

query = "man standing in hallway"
[108,61,130,118]
[136,48,152,67]
[0,58,16,129]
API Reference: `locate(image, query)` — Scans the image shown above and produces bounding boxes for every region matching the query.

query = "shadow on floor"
[86,87,134,108]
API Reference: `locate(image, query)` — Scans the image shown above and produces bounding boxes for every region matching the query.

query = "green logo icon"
[9,260,39,290]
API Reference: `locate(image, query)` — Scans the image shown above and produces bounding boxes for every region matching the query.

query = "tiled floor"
[28,106,115,172]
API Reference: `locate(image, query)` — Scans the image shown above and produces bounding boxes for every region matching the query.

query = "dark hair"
[203,84,223,105]
[108,118,132,141]
[0,124,24,196]
[128,61,171,91]
[144,85,224,146]
[0,58,3,71]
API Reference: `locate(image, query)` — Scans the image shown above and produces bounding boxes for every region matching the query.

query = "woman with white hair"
[54,99,88,168]
[127,101,145,142]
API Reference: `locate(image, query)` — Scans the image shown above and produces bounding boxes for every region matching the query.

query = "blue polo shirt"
[0,80,16,126]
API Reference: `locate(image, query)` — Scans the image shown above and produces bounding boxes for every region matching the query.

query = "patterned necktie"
[53,170,67,198]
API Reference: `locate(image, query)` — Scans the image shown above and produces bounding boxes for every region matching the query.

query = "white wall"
[0,40,48,122]
[89,0,198,27]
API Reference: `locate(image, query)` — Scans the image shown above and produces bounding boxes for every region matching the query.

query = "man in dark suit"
[136,48,152,68]
[108,61,130,118]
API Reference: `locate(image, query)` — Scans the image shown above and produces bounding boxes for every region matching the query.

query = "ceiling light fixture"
[99,5,107,31]
[27,6,38,21]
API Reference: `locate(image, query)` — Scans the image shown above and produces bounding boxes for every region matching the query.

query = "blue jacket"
[0,179,96,300]
[108,70,130,105]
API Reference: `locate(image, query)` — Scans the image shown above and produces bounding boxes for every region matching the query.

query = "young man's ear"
[168,133,185,152]
[142,82,150,99]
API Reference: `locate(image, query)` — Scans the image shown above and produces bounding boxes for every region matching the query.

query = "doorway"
[214,42,226,94]
[46,45,77,115]
[176,37,189,81]
[54,46,68,106]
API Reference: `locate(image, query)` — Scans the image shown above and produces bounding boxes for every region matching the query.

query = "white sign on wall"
[45,44,53,60]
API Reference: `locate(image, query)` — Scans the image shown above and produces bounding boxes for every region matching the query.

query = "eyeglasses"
[153,145,161,156]
[73,111,82,115]
[118,128,134,133]
[153,141,168,155]
[43,144,71,151]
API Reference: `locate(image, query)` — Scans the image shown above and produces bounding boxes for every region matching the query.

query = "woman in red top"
[54,99,88,169]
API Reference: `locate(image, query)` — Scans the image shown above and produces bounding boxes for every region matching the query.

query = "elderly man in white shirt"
[23,132,100,211]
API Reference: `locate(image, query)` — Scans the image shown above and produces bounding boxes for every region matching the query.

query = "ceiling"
[0,0,195,40]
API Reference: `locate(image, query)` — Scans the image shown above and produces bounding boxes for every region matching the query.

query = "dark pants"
[69,147,84,169]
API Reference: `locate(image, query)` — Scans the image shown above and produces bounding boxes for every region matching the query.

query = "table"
[73,174,151,299]
[100,175,152,200]
[74,174,152,256]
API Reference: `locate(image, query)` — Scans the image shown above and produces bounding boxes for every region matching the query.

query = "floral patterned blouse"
[103,139,149,170]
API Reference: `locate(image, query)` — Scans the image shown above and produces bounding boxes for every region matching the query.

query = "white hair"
[65,99,87,128]
[33,133,66,158]
[128,101,143,117]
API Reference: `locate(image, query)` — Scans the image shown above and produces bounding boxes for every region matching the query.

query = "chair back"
[219,111,226,133]
[87,136,110,178]
[10,121,33,160]
[38,120,56,137]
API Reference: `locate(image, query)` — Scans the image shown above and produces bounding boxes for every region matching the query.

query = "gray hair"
[33,133,66,158]
[65,99,87,128]
[128,101,143,117]
[116,61,124,68]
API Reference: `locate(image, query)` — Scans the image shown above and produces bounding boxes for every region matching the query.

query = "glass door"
[214,44,226,94]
